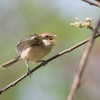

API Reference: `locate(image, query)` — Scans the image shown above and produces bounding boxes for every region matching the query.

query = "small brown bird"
[0,32,56,73]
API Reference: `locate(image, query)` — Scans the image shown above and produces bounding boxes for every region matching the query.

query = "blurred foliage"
[0,0,100,100]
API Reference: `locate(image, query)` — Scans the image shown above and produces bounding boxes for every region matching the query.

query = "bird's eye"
[44,35,49,39]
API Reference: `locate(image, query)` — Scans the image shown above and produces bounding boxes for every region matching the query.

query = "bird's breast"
[20,43,53,62]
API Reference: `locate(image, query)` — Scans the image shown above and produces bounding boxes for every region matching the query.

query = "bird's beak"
[50,35,57,43]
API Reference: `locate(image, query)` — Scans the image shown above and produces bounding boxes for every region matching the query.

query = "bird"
[0,32,56,74]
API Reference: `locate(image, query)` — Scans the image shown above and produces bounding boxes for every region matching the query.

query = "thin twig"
[67,17,100,100]
[82,0,100,7]
[0,27,100,95]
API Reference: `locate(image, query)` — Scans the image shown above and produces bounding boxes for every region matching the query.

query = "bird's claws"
[37,60,47,66]
[27,68,32,77]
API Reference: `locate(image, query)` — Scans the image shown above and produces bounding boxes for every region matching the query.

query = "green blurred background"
[0,0,100,100]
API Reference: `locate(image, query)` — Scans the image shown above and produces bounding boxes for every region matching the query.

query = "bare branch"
[82,0,100,7]
[95,0,100,4]
[0,26,100,95]
[67,17,100,100]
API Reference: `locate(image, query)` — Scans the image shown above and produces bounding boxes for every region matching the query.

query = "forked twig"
[67,17,100,100]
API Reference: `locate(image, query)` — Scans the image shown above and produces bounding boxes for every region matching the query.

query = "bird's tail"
[0,56,20,68]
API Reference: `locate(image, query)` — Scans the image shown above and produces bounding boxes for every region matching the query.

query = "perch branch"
[0,27,100,95]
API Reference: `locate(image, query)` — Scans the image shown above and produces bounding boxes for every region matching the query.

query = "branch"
[0,27,100,95]
[67,17,100,100]
[82,0,100,7]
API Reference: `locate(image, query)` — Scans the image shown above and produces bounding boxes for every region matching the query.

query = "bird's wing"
[15,34,42,54]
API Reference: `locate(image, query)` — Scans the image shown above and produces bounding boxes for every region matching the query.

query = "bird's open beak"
[50,35,57,43]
